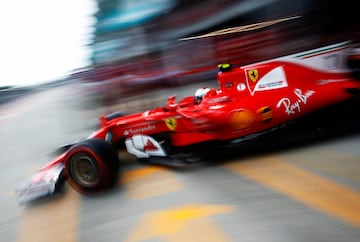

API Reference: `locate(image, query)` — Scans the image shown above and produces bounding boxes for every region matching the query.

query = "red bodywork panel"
[92,60,359,148]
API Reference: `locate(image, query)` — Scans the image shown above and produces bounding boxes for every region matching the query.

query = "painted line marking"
[121,166,166,183]
[124,203,235,242]
[17,188,80,242]
[225,157,360,228]
[280,148,360,183]
[121,166,182,200]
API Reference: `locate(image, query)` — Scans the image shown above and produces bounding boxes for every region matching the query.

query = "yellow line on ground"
[17,188,80,242]
[225,157,360,228]
[124,203,235,242]
[125,171,183,200]
[121,166,182,200]
[280,148,360,183]
[121,166,166,183]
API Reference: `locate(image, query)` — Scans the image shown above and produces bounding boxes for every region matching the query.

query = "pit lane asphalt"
[1,83,360,242]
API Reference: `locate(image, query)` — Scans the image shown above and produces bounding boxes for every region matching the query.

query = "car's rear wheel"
[64,138,120,194]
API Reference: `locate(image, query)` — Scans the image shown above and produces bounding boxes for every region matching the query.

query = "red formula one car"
[15,42,360,204]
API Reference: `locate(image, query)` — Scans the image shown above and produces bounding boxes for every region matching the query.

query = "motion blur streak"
[225,157,360,228]
[121,167,183,200]
[179,15,301,40]
[17,189,80,242]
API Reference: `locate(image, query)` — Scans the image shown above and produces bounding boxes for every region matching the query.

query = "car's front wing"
[15,162,65,205]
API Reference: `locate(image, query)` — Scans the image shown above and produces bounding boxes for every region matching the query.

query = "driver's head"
[194,87,211,104]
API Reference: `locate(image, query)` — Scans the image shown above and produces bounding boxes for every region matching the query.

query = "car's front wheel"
[64,138,120,194]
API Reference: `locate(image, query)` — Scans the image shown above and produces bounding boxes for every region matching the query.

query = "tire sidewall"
[64,139,119,194]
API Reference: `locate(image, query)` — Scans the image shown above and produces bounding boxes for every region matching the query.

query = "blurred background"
[1,0,359,110]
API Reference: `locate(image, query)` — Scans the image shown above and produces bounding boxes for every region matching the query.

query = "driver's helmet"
[194,87,211,104]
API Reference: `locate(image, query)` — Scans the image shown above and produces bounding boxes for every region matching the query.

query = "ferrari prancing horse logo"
[165,117,177,131]
[248,69,258,82]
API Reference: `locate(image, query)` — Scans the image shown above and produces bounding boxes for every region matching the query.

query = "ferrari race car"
[15,41,360,204]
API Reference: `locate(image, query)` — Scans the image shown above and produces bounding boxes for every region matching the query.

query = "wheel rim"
[69,153,100,187]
